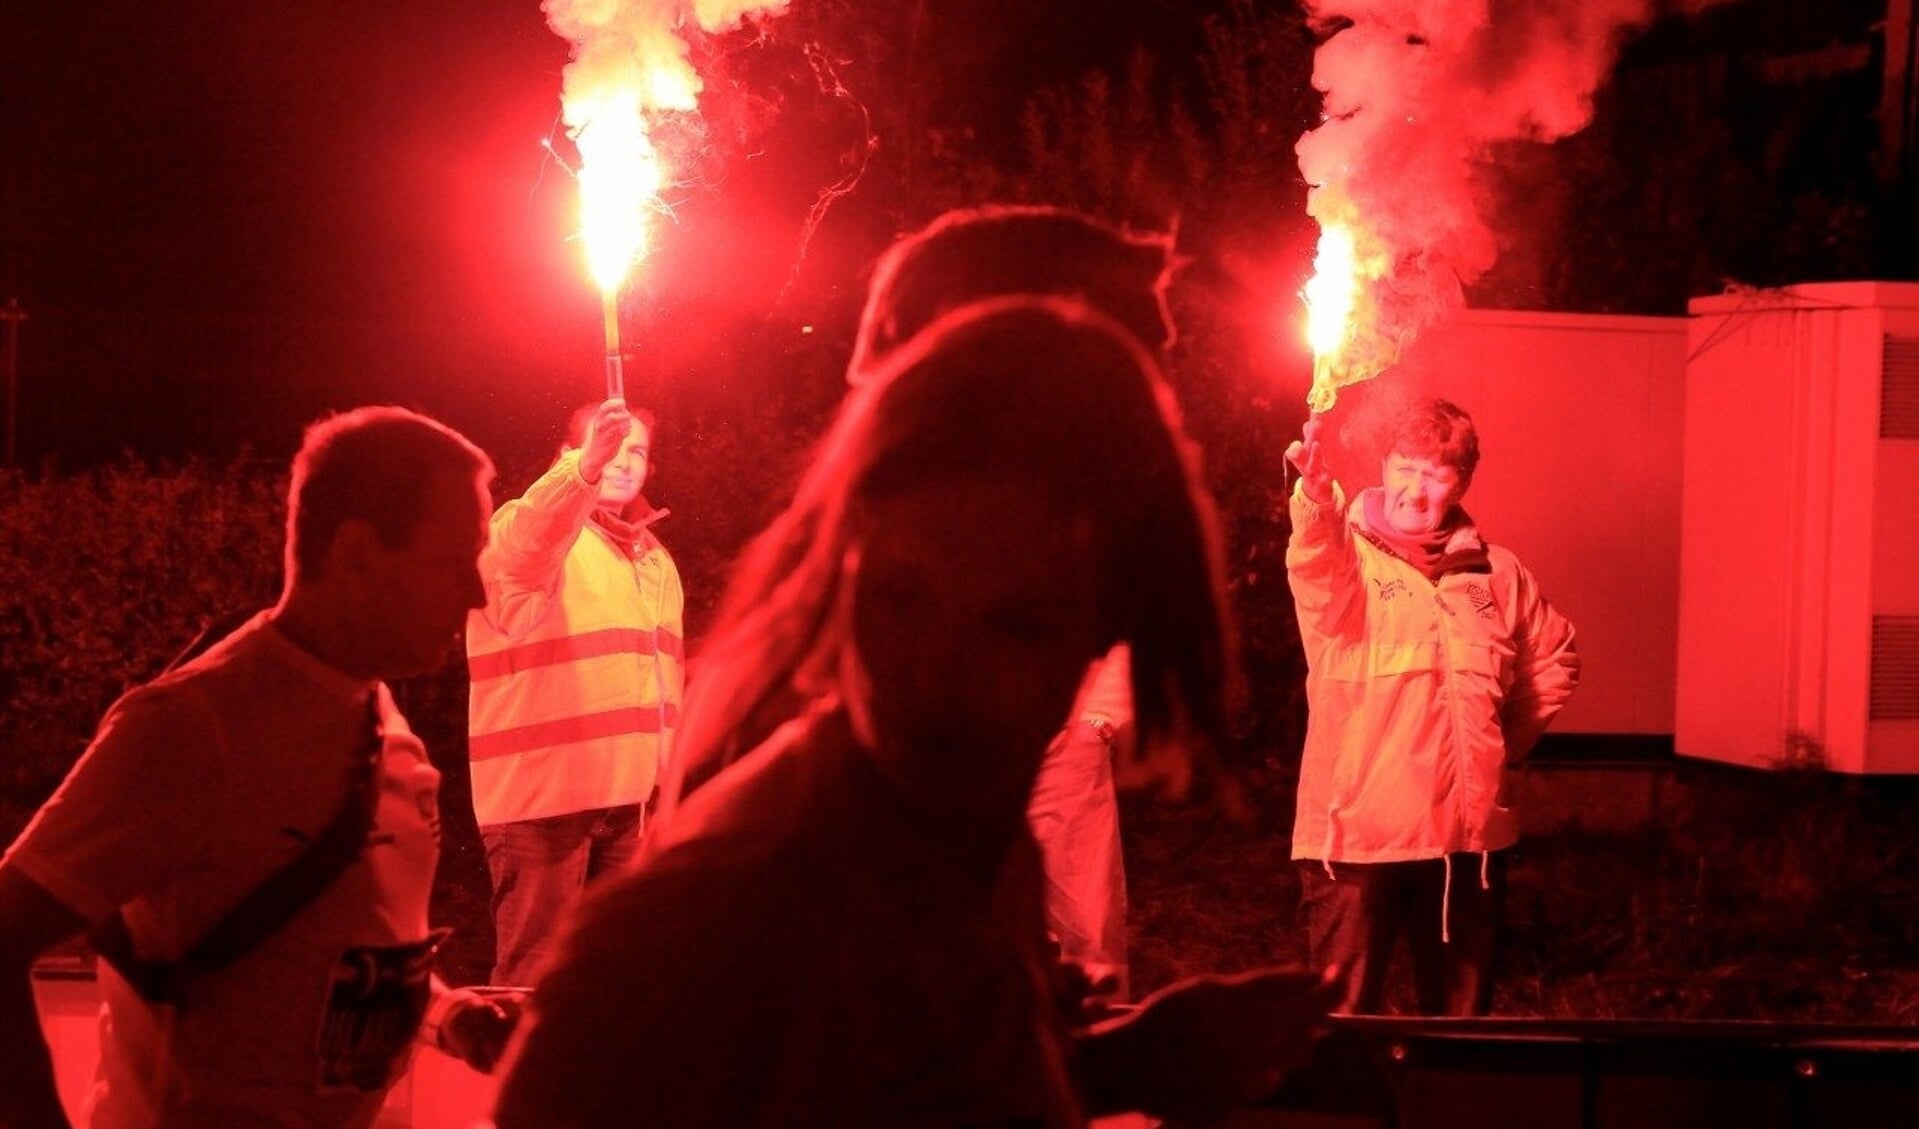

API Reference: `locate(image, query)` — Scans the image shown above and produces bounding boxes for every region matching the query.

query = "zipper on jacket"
[1435,582,1472,944]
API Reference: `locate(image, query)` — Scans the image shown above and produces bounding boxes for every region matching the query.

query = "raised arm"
[1283,416,1363,646]
[481,401,634,639]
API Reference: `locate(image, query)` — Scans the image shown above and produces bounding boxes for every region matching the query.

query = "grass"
[1122,758,1919,1024]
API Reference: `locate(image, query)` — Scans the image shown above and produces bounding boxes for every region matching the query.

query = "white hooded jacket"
[1287,481,1579,865]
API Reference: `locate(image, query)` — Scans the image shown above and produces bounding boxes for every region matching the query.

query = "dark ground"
[417,754,1919,1026]
[9,746,1916,1025]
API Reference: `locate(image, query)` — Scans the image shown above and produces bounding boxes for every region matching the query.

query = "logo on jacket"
[1466,582,1498,619]
[1371,578,1410,602]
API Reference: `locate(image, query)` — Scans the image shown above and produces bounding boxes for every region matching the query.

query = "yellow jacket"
[1287,482,1578,863]
[466,452,685,827]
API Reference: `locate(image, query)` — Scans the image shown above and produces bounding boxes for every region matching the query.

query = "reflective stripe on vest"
[468,626,685,683]
[469,702,683,762]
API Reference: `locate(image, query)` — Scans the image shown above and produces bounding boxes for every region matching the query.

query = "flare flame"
[546,0,791,296]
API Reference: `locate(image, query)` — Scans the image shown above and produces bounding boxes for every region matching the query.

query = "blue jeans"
[482,805,643,986]
[1297,851,1507,1016]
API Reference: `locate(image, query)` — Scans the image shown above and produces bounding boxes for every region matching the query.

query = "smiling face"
[1379,450,1468,537]
[846,476,1109,825]
[596,418,652,511]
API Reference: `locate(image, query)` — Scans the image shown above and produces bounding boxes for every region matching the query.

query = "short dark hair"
[1388,398,1480,479]
[287,406,494,582]
[850,205,1177,378]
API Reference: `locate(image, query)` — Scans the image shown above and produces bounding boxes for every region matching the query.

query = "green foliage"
[0,457,284,808]
[1498,765,1919,1022]
[896,2,1325,764]
[961,0,1319,231]
[1474,6,1903,313]
[658,384,844,637]
[1126,763,1919,1022]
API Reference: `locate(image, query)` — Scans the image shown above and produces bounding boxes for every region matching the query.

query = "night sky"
[6,1,1911,469]
[0,0,1222,467]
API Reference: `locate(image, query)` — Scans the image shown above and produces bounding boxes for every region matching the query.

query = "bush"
[0,456,284,810]
[1124,762,1919,1023]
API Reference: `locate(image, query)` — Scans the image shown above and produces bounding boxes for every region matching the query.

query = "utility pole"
[1,298,24,469]
[1882,0,1919,187]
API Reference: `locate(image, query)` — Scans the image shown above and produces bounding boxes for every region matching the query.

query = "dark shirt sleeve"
[493,854,806,1129]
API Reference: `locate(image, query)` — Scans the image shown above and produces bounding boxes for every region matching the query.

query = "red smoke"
[1295,0,1730,385]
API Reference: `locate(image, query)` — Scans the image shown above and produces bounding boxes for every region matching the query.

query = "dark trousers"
[482,804,644,987]
[1297,851,1508,1016]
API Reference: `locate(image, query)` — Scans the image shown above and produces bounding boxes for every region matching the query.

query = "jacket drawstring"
[1320,804,1340,880]
[1440,850,1494,945]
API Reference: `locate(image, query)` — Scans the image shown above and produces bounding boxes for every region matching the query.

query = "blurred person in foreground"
[673,203,1181,1004]
[0,406,518,1129]
[1284,399,1579,1016]
[463,398,685,987]
[491,298,1337,1128]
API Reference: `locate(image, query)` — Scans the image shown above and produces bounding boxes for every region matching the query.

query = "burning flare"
[1300,188,1392,413]
[574,89,667,295]
[1303,224,1357,364]
[1293,0,1731,412]
[544,0,791,394]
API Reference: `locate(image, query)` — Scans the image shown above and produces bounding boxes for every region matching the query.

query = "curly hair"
[1388,397,1480,479]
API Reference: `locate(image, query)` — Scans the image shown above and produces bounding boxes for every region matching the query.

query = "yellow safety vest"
[466,453,686,827]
